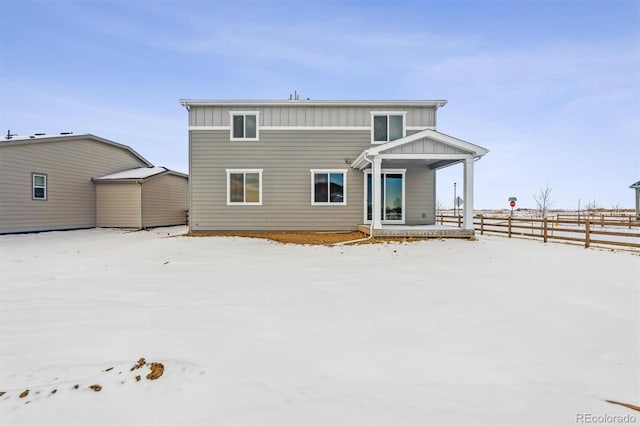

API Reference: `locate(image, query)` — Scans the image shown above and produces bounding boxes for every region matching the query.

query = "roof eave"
[1,133,153,167]
[178,99,448,108]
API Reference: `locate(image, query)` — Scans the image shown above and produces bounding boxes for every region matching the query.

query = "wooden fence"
[438,214,640,250]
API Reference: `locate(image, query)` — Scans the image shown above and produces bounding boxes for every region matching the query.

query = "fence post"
[480,215,484,235]
[629,216,632,230]
[440,213,443,225]
[457,215,461,228]
[508,216,512,238]
[600,214,604,228]
[585,219,590,248]
[543,218,548,243]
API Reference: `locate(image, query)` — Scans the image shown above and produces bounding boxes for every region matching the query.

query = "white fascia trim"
[229,111,260,141]
[189,125,370,131]
[378,153,474,160]
[263,126,369,131]
[310,169,348,206]
[180,99,448,107]
[226,168,263,205]
[364,168,407,174]
[351,150,370,170]
[370,111,407,144]
[369,129,488,156]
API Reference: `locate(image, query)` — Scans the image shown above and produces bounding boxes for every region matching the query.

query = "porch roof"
[351,129,489,170]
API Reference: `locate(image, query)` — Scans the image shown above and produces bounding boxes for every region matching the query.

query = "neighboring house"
[179,99,489,236]
[93,167,188,229]
[0,133,187,234]
[630,180,640,218]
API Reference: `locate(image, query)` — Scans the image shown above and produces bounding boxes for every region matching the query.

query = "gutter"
[178,99,448,108]
[333,152,375,246]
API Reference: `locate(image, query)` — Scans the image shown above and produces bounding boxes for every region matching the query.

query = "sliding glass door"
[365,170,405,223]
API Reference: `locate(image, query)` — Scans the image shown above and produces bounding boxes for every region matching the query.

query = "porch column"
[463,157,474,230]
[372,156,382,229]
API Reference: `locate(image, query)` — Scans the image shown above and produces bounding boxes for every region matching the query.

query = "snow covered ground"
[1,227,638,425]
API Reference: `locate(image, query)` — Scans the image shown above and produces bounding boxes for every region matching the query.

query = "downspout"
[138,180,143,230]
[180,101,192,233]
[333,152,375,246]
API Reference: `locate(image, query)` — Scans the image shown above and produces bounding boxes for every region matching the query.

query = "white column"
[372,157,382,229]
[463,157,474,230]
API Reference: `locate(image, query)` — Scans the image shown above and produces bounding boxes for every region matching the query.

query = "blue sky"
[1,0,638,209]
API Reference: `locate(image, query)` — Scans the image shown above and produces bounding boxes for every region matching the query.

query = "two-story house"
[180,99,488,237]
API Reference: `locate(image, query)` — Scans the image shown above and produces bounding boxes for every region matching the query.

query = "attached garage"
[94,167,188,229]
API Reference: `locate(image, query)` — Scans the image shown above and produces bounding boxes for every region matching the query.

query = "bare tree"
[533,184,554,218]
[585,199,600,217]
[436,198,445,216]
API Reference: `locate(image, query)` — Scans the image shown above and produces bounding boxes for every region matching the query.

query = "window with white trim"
[364,169,406,223]
[311,169,347,205]
[226,169,262,205]
[371,112,406,143]
[230,112,259,140]
[32,173,47,200]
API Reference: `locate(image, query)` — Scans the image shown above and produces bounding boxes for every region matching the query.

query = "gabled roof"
[630,181,640,189]
[369,129,489,156]
[0,133,153,167]
[351,129,489,169]
[93,166,187,182]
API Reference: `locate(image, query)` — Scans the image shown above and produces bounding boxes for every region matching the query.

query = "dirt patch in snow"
[2,357,165,404]
[187,231,430,245]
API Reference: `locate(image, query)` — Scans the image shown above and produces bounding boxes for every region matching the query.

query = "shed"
[93,167,188,229]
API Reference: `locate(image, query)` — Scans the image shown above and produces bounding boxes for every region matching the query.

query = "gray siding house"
[0,134,187,234]
[180,99,488,236]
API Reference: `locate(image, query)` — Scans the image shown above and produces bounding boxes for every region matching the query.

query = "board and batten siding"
[189,105,436,128]
[142,174,188,228]
[190,130,437,231]
[0,138,149,234]
[96,183,142,228]
[386,137,467,155]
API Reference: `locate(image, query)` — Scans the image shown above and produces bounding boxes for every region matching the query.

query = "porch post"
[372,156,382,229]
[463,157,474,230]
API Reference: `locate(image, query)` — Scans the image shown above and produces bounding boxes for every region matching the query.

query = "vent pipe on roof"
[288,90,300,101]
[5,130,16,140]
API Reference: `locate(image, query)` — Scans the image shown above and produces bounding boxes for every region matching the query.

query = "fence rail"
[437,214,640,250]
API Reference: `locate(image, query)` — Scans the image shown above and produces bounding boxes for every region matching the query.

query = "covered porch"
[351,129,488,236]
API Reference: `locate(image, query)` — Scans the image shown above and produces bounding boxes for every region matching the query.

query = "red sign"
[510,200,516,208]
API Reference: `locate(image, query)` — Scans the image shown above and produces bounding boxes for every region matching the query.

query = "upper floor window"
[32,173,47,200]
[230,111,259,141]
[311,169,347,205]
[226,169,262,205]
[371,112,406,143]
